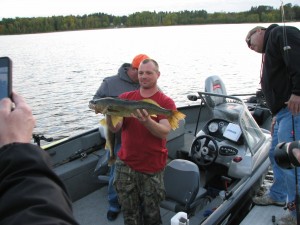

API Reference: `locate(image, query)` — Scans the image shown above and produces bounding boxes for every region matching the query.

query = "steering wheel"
[191,135,218,167]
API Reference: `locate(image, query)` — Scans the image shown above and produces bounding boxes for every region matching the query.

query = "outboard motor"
[204,75,227,107]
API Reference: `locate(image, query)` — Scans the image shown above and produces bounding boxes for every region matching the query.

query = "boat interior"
[43,76,273,225]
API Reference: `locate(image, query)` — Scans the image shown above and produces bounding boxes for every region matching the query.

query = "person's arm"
[0,143,79,225]
[284,27,300,115]
[0,92,79,225]
[0,93,35,147]
[286,94,300,115]
[93,79,109,99]
[132,109,171,139]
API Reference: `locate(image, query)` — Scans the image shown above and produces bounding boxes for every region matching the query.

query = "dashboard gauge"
[208,122,219,133]
[219,122,226,133]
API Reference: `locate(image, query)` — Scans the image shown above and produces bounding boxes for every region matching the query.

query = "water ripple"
[1,23,299,138]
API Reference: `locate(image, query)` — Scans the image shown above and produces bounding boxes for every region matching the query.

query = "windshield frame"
[197,91,265,154]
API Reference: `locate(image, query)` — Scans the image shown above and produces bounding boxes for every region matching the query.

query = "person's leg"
[114,160,141,225]
[276,109,300,225]
[107,145,121,220]
[141,172,165,225]
[253,115,287,206]
[268,116,288,203]
[277,110,300,202]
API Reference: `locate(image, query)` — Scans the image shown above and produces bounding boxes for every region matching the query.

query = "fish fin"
[168,110,186,130]
[101,106,110,114]
[111,116,123,127]
[99,118,107,126]
[141,99,160,106]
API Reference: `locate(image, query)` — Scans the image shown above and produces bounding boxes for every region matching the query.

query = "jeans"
[269,107,300,207]
[107,144,121,212]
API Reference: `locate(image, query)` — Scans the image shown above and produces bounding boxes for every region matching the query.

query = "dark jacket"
[93,63,140,99]
[0,143,79,225]
[261,24,300,115]
[93,63,140,145]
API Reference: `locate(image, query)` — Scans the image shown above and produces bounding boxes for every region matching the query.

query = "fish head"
[89,100,96,110]
[89,99,109,114]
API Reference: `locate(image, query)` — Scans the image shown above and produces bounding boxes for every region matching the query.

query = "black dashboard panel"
[206,119,230,140]
[219,146,238,156]
[205,119,243,145]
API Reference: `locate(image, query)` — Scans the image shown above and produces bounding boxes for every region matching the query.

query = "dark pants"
[108,145,121,212]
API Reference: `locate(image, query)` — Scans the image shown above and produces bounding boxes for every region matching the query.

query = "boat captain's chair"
[160,159,207,215]
[204,75,227,107]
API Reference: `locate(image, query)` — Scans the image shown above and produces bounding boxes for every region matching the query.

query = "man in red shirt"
[106,58,176,225]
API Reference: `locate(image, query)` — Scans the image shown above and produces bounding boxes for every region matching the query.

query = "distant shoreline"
[1,5,299,35]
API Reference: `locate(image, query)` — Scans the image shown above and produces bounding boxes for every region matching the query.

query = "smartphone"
[0,57,12,100]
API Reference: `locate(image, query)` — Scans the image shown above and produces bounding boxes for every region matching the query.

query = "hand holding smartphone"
[0,57,12,100]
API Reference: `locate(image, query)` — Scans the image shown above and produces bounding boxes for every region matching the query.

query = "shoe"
[252,194,286,206]
[107,210,119,221]
[277,214,297,225]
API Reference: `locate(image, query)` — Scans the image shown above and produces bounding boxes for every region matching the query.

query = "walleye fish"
[89,97,186,130]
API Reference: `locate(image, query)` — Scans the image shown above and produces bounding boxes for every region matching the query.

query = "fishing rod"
[280,1,300,224]
[52,144,102,167]
[291,115,300,225]
[32,133,68,147]
[280,1,291,60]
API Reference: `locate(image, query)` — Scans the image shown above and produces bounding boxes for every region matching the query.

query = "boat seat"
[160,159,207,215]
[204,75,227,107]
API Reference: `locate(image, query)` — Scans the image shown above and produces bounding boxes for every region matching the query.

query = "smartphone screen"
[0,57,12,100]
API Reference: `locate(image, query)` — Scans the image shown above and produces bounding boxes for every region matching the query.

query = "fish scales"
[89,97,186,130]
[90,97,172,117]
[89,97,186,165]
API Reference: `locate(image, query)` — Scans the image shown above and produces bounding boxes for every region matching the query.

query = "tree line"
[0,3,299,35]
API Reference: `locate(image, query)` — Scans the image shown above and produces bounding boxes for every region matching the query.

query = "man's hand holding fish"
[131,108,171,139]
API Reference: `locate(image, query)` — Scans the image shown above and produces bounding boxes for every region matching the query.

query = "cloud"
[0,0,298,19]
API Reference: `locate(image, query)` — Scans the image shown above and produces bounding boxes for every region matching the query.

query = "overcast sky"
[0,0,299,19]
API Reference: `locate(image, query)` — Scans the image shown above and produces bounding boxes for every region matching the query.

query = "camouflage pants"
[114,159,165,225]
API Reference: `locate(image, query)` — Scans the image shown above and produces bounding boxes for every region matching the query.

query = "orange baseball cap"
[131,54,149,69]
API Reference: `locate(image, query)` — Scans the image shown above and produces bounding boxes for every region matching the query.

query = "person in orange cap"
[93,53,149,221]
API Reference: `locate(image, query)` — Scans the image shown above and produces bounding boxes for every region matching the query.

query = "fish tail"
[168,110,186,130]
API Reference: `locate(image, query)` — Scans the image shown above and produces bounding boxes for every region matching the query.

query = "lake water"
[0,23,299,139]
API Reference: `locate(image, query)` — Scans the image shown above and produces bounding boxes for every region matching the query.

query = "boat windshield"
[198,92,265,154]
